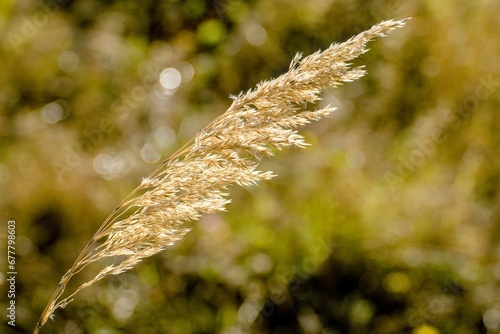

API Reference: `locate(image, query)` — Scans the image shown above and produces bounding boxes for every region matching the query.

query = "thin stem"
[34,132,198,333]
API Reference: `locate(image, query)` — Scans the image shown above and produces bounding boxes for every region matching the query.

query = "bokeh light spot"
[177,61,195,82]
[244,23,268,46]
[141,143,161,163]
[250,253,273,274]
[298,307,323,332]
[403,247,424,267]
[483,309,500,330]
[160,67,182,90]
[197,19,226,45]
[154,125,176,148]
[349,299,375,325]
[112,290,139,322]
[384,272,412,293]
[93,152,135,180]
[41,102,64,124]
[412,324,440,334]
[58,51,80,72]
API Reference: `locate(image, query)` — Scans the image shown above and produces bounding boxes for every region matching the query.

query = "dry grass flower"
[35,18,409,333]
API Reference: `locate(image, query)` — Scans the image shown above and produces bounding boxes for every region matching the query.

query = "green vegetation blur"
[1,0,499,333]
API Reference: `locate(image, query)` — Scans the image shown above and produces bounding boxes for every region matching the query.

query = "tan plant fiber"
[35,18,409,333]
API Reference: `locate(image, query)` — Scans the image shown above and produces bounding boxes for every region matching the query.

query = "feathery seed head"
[35,18,409,333]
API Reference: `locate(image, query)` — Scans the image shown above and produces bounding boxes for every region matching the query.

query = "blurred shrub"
[0,0,498,333]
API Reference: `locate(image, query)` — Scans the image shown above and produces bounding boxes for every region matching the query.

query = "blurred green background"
[0,0,499,333]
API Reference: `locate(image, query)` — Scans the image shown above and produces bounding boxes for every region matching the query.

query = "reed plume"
[35,18,409,333]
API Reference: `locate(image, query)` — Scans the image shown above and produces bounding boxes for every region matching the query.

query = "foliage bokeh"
[0,0,499,333]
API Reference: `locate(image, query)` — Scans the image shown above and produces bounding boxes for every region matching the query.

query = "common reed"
[35,18,409,333]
